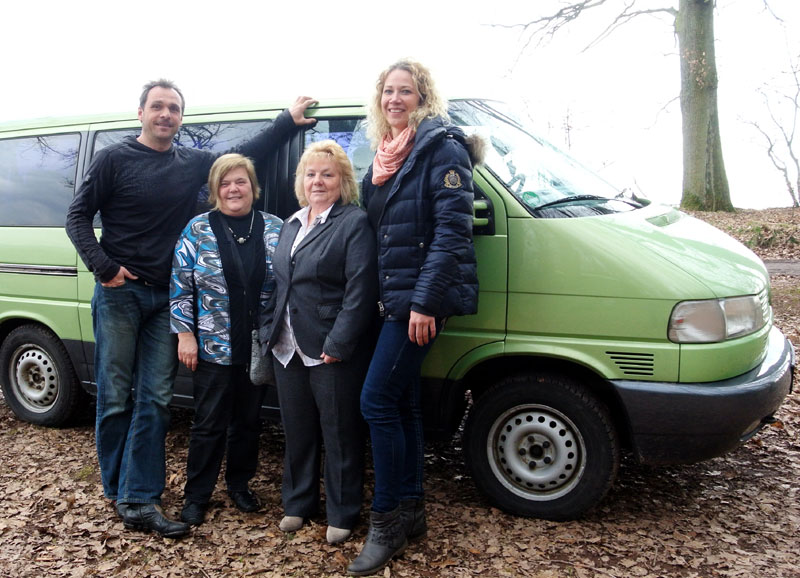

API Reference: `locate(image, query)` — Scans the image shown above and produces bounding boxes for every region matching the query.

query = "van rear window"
[0,134,80,226]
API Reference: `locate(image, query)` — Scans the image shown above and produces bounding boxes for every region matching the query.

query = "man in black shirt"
[66,79,316,538]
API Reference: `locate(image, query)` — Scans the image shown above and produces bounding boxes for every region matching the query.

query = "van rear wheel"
[464,373,619,520]
[0,324,82,426]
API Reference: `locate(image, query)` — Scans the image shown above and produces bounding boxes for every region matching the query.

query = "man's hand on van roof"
[289,96,318,126]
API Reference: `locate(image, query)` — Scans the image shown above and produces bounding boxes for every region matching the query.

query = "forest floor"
[0,208,798,578]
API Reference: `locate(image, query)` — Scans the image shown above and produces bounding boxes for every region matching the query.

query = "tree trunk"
[677,0,734,211]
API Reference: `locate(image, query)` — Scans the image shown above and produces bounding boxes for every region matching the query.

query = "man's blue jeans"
[360,320,438,513]
[92,280,178,505]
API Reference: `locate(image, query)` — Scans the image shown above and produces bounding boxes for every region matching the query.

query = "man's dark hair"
[139,79,185,114]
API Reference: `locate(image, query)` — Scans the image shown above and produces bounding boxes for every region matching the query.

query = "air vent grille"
[606,351,655,376]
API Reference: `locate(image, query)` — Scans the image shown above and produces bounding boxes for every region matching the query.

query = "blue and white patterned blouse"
[170,210,282,365]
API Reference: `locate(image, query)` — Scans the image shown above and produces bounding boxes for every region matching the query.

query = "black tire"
[464,373,619,521]
[0,324,82,426]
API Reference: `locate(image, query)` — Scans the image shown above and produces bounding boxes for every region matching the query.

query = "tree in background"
[744,13,799,210]
[506,0,734,211]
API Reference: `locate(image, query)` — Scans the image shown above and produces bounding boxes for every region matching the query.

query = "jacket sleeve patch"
[443,169,463,189]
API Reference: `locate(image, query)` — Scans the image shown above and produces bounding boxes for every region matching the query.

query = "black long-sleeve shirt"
[66,110,295,286]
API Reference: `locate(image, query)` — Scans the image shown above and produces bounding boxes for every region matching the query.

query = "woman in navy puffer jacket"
[348,59,482,577]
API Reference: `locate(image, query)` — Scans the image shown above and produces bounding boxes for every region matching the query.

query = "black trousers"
[274,353,367,529]
[184,360,265,504]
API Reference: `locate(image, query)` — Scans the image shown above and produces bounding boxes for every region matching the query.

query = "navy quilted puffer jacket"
[363,116,480,321]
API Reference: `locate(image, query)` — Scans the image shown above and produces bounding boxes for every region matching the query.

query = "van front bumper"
[610,327,795,465]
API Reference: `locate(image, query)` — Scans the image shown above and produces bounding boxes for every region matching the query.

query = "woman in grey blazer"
[263,140,377,544]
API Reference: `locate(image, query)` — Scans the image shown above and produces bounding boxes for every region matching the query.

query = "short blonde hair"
[207,154,260,211]
[367,59,449,146]
[294,140,359,207]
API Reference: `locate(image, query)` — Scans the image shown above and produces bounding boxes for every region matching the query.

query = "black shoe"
[399,498,427,541]
[115,502,129,520]
[181,501,207,526]
[121,504,190,538]
[347,507,407,576]
[228,489,259,513]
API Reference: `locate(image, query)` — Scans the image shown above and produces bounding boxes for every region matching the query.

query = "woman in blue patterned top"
[170,153,281,526]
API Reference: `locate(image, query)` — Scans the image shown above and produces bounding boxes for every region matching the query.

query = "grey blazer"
[264,202,378,361]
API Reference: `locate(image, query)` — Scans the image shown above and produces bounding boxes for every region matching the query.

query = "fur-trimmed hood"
[415,116,486,168]
[463,132,487,167]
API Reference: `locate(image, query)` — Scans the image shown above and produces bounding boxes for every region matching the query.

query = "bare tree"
[746,60,800,208]
[503,0,734,211]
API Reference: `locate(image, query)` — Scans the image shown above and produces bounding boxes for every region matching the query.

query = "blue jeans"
[92,280,178,505]
[360,320,437,513]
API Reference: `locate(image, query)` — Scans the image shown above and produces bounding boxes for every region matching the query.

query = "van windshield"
[449,100,643,218]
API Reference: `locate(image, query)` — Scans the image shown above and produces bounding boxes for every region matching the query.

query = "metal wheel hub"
[13,347,58,410]
[488,405,586,501]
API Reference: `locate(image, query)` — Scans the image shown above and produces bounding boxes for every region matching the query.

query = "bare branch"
[493,0,677,53]
[748,118,798,207]
[747,66,800,207]
[760,0,784,23]
[584,3,678,51]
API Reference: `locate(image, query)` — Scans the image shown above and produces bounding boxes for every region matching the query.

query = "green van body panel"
[420,169,509,380]
[0,228,81,341]
[76,255,95,350]
[0,99,793,520]
[678,322,772,382]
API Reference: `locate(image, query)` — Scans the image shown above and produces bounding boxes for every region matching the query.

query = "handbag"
[248,329,275,386]
[219,213,275,386]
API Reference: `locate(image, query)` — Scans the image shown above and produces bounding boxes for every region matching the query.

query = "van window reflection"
[0,134,80,226]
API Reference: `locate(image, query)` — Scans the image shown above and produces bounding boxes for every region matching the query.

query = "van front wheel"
[464,374,619,520]
[0,325,81,426]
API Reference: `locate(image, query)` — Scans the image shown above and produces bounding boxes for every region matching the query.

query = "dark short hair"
[139,79,185,114]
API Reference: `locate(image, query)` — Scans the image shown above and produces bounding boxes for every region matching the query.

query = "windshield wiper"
[532,195,608,211]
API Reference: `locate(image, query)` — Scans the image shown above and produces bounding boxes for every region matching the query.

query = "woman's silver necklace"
[228,210,255,244]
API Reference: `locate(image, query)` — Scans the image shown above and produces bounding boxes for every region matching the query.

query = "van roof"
[0,97,369,134]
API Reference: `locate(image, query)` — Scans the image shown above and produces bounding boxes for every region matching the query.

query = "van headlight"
[668,296,765,343]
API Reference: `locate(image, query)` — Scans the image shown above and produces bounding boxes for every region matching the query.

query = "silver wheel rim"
[487,404,586,501]
[10,344,60,413]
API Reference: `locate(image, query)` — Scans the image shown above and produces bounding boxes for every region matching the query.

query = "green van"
[0,99,794,520]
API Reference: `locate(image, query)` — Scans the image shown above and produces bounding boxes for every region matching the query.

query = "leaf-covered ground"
[687,207,800,260]
[1,209,798,578]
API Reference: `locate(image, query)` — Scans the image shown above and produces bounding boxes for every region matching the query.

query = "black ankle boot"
[121,504,189,538]
[347,507,407,576]
[399,498,427,540]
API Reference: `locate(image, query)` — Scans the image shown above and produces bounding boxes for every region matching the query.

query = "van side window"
[93,129,139,153]
[0,134,80,226]
[304,119,372,183]
[94,121,272,155]
[93,121,274,207]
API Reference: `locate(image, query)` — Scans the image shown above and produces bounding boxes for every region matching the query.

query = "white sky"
[3,0,798,209]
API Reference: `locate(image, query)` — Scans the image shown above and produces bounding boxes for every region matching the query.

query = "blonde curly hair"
[367,59,449,147]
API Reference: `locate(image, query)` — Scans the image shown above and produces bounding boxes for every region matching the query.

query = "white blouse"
[271,203,335,368]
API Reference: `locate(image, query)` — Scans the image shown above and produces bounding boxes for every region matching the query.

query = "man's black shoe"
[115,502,129,520]
[181,501,207,526]
[228,489,259,512]
[121,504,190,538]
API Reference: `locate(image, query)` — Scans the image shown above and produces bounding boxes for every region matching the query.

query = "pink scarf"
[371,127,416,186]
